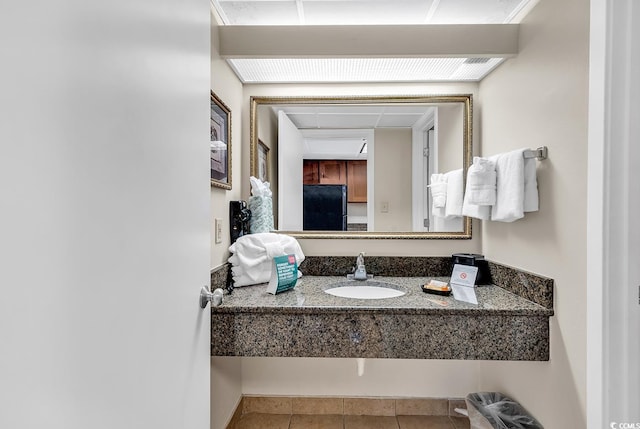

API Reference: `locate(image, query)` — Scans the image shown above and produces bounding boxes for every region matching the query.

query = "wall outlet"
[214,218,223,244]
[381,201,389,213]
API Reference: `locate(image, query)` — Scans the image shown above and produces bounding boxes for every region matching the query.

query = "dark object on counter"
[225,263,234,295]
[465,392,543,428]
[421,279,452,296]
[421,282,452,296]
[230,200,251,244]
[303,184,347,231]
[451,253,491,285]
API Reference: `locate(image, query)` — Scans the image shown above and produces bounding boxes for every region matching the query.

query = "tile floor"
[233,413,470,429]
[230,396,471,429]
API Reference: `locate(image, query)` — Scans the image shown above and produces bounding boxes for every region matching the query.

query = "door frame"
[587,0,640,426]
[411,110,436,232]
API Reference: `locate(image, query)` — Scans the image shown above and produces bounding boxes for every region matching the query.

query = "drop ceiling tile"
[218,1,300,25]
[215,0,533,25]
[302,0,435,25]
[427,0,527,24]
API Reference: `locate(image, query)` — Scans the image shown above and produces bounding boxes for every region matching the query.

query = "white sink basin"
[324,281,405,299]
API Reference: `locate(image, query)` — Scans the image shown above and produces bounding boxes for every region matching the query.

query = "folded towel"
[429,173,448,208]
[444,169,464,218]
[228,233,305,287]
[466,157,497,206]
[462,190,491,221]
[490,149,529,222]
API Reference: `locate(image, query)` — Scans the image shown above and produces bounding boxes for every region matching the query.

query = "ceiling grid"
[212,0,537,82]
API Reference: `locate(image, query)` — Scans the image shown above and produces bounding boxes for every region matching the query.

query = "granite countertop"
[214,276,554,317]
[211,259,554,360]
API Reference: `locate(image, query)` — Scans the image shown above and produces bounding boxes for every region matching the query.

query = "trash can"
[465,392,543,429]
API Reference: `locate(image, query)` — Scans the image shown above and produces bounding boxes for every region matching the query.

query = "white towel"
[432,215,464,232]
[429,173,448,208]
[467,157,497,206]
[462,187,491,221]
[431,169,463,231]
[228,232,305,287]
[444,169,464,218]
[490,149,533,222]
[523,157,539,212]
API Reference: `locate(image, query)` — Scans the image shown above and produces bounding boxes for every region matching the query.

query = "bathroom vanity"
[210,257,553,361]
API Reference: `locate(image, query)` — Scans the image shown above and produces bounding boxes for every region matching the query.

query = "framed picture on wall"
[258,140,269,182]
[210,91,232,190]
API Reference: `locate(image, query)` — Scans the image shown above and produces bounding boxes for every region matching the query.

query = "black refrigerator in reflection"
[303,184,347,231]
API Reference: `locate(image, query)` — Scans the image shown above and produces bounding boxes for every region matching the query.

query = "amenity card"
[267,254,298,295]
[451,264,479,304]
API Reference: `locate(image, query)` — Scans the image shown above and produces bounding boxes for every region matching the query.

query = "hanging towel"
[432,214,464,232]
[429,173,448,208]
[523,156,539,212]
[462,188,492,221]
[228,232,305,287]
[490,149,531,222]
[462,157,495,220]
[444,169,464,218]
[466,157,497,206]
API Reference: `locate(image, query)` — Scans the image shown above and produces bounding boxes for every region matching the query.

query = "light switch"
[214,218,223,244]
[381,202,389,213]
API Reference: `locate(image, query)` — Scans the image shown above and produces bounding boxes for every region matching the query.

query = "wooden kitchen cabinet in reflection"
[347,160,367,203]
[319,160,346,184]
[303,160,319,184]
[303,160,367,202]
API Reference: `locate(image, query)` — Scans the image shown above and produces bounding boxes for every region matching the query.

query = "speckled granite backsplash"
[212,256,554,310]
[487,261,553,309]
[299,256,453,277]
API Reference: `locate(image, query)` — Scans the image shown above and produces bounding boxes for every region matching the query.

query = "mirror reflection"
[250,95,472,239]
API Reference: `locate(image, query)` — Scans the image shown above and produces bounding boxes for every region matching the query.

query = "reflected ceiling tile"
[317,114,380,128]
[315,105,385,114]
[304,139,364,156]
[376,114,425,127]
[287,113,318,128]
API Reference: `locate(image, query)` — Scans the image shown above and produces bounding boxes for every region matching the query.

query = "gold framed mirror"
[250,95,472,239]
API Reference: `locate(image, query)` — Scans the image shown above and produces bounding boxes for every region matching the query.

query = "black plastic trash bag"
[465,392,543,429]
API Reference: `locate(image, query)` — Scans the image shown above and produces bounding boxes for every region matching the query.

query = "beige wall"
[210,11,243,429]
[437,103,464,173]
[373,128,413,231]
[477,0,589,426]
[210,13,245,270]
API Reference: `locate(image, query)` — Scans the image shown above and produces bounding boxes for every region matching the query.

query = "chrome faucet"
[353,252,368,280]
